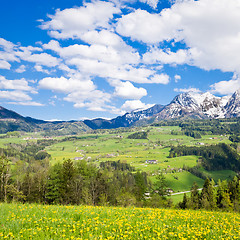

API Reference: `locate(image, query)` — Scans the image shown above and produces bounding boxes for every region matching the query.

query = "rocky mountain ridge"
[1,89,240,132]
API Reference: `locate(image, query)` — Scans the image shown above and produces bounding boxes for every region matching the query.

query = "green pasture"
[1,203,240,240]
[149,171,204,193]
[169,192,191,204]
[164,171,205,192]
[201,169,237,182]
[0,125,238,194]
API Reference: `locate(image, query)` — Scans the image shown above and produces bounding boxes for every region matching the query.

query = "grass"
[169,192,191,204]
[1,125,238,195]
[201,169,237,182]
[0,203,239,240]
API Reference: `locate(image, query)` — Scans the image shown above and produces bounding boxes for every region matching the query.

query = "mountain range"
[1,89,240,133]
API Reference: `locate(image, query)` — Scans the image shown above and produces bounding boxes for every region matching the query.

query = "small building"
[74,157,84,160]
[166,189,174,193]
[145,160,157,164]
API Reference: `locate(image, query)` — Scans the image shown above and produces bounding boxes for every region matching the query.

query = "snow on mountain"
[83,89,240,129]
[156,90,240,120]
[224,89,240,118]
[2,89,240,131]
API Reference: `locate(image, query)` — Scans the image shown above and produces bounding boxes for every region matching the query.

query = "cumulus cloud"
[117,0,240,74]
[0,60,11,69]
[210,74,240,95]
[174,74,181,83]
[39,75,112,111]
[34,65,50,74]
[65,89,112,111]
[150,74,170,84]
[16,51,59,67]
[0,90,32,101]
[15,65,26,73]
[0,76,36,93]
[116,9,180,44]
[143,48,191,65]
[39,76,95,93]
[174,87,201,93]
[121,100,154,112]
[3,0,240,116]
[7,101,44,106]
[44,41,139,65]
[40,1,120,40]
[139,0,159,9]
[113,81,147,99]
[0,38,19,69]
[0,38,15,51]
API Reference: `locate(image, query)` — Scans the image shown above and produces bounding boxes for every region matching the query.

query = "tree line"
[179,176,240,212]
[0,157,172,208]
[169,143,240,171]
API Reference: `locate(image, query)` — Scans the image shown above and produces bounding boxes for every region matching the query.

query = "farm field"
[0,125,235,198]
[0,203,240,240]
[44,126,232,194]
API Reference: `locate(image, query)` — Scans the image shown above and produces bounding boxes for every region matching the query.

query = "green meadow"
[0,203,239,240]
[0,125,235,200]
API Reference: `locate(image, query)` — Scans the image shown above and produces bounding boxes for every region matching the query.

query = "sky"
[0,0,240,121]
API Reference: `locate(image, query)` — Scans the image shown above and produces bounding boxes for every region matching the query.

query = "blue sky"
[0,0,239,121]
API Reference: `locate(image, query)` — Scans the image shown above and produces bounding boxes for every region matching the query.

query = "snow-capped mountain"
[81,89,240,128]
[224,89,240,118]
[156,91,237,120]
[2,89,240,131]
[83,104,164,129]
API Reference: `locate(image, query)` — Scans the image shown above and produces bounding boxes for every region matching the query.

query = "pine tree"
[45,163,63,204]
[155,171,168,197]
[179,193,188,209]
[200,178,216,210]
[190,182,200,209]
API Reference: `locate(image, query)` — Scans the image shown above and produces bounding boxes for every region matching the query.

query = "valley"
[1,118,239,205]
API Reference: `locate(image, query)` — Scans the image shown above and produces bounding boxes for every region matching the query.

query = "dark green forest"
[0,156,174,208]
[179,177,240,212]
[169,143,240,171]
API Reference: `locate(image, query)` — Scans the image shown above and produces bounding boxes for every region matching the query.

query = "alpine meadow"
[1,0,240,239]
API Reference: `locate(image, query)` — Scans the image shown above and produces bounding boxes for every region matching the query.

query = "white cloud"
[17,51,59,67]
[0,76,36,93]
[117,0,240,74]
[113,81,147,99]
[150,74,170,84]
[7,101,44,106]
[0,38,15,51]
[34,65,50,74]
[116,9,180,44]
[40,1,120,40]
[143,48,191,65]
[0,60,11,69]
[81,30,126,47]
[67,57,168,84]
[46,42,139,65]
[139,0,159,9]
[121,100,154,112]
[0,90,32,101]
[15,65,26,73]
[65,89,112,111]
[174,74,181,83]
[0,38,19,69]
[39,76,95,93]
[210,74,240,95]
[38,75,112,112]
[174,87,201,93]
[19,46,42,52]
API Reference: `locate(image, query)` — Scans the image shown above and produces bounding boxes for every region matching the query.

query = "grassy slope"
[0,125,236,199]
[0,203,239,240]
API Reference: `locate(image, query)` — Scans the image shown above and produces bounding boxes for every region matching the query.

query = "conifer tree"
[190,182,200,209]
